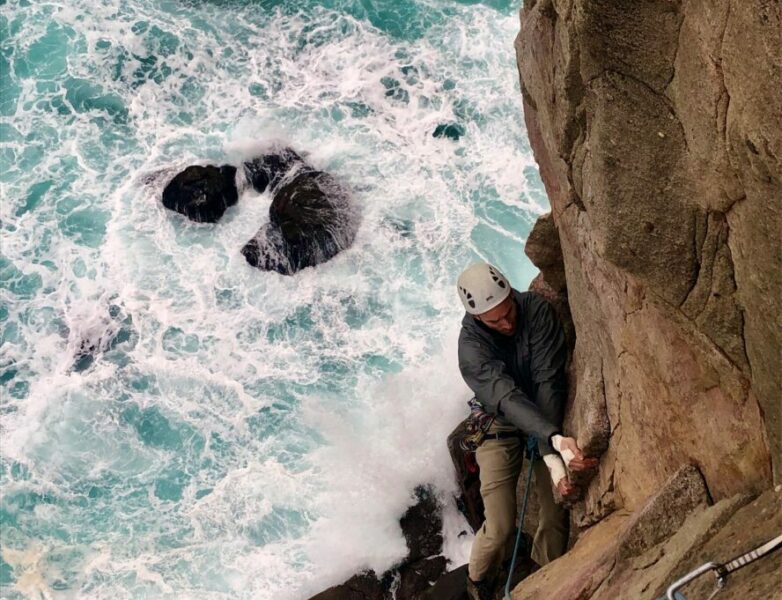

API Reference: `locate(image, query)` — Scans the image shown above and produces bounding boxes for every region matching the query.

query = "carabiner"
[665,562,720,600]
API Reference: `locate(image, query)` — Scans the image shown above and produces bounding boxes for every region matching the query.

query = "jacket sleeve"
[528,295,568,456]
[458,328,560,445]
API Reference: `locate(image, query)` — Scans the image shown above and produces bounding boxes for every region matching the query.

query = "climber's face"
[477,295,517,336]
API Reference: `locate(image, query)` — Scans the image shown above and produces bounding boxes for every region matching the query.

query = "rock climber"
[456,262,598,600]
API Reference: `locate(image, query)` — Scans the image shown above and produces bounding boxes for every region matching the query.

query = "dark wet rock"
[397,556,448,599]
[308,571,390,600]
[419,564,470,600]
[433,123,466,141]
[242,166,356,275]
[401,487,443,561]
[308,486,446,600]
[420,555,539,600]
[243,147,307,194]
[161,164,238,223]
[159,147,355,274]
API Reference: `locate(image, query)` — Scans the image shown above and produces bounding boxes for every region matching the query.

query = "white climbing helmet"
[457,262,511,315]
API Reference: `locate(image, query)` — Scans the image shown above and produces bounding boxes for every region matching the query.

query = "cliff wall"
[515,0,781,597]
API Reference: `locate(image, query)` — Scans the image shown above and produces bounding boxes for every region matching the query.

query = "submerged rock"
[161,164,238,223]
[242,152,356,275]
[71,303,135,373]
[432,123,466,141]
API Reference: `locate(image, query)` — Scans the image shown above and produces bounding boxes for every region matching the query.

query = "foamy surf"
[1,1,546,597]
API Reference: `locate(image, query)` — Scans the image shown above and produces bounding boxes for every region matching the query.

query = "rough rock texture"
[243,147,307,194]
[588,491,759,600]
[508,509,630,599]
[513,0,780,596]
[161,164,238,223]
[511,471,780,600]
[517,0,776,514]
[674,487,782,600]
[308,488,447,600]
[242,149,357,275]
[615,463,709,561]
[419,564,472,600]
[525,212,567,293]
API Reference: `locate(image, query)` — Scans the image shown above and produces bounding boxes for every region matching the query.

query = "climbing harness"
[459,418,496,452]
[504,437,539,600]
[662,532,782,600]
[459,398,496,453]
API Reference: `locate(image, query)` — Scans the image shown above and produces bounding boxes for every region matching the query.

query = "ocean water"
[0,0,548,597]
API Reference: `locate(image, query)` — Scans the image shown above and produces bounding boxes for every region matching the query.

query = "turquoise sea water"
[0,0,548,597]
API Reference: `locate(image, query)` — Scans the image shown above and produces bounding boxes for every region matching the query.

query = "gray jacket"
[458,289,567,456]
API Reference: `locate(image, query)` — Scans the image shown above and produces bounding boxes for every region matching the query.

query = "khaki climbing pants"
[467,431,569,582]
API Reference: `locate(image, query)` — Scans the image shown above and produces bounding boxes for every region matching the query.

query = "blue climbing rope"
[504,436,539,600]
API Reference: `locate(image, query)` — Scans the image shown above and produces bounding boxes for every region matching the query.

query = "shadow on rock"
[161,164,238,223]
[241,149,357,275]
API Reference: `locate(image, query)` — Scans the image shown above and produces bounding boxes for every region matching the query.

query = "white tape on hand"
[551,434,575,467]
[543,454,567,486]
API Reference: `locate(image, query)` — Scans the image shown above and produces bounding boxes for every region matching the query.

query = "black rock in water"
[242,162,356,275]
[161,164,238,223]
[401,487,443,562]
[243,147,307,194]
[417,564,470,600]
[307,486,447,600]
[433,123,466,141]
[160,148,355,274]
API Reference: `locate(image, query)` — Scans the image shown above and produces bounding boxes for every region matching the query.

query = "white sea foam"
[1,1,547,597]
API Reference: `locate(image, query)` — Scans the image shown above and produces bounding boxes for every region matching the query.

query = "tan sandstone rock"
[517,0,775,512]
[514,0,780,597]
[511,464,778,600]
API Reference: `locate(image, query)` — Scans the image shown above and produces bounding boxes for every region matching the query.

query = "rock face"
[513,0,780,596]
[433,123,466,141]
[242,149,357,275]
[161,165,238,223]
[614,463,710,561]
[509,483,781,600]
[524,213,566,294]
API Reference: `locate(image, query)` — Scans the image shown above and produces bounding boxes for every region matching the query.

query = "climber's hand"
[569,454,599,473]
[553,435,599,472]
[556,478,579,501]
